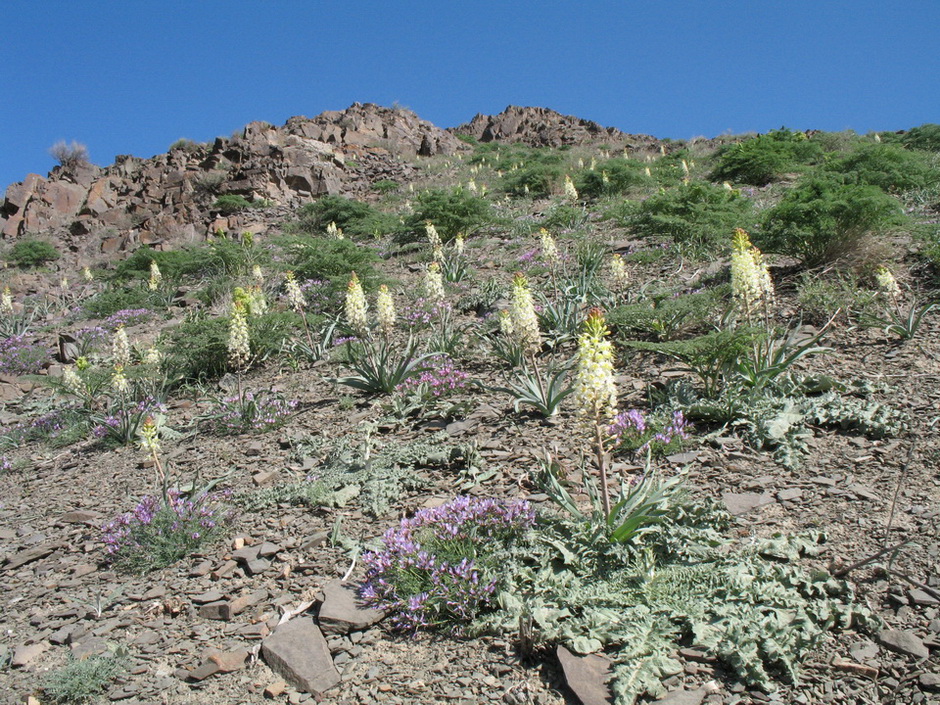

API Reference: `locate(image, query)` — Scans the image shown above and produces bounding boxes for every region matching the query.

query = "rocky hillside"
[0,103,468,258]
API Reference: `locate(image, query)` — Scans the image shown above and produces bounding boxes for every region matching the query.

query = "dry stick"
[832,537,918,578]
[886,568,940,602]
[883,443,916,552]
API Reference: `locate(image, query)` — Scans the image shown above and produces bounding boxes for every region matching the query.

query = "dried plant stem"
[594,418,611,517]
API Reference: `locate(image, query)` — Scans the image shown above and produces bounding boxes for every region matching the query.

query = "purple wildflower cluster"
[394,359,469,400]
[102,488,234,570]
[608,409,691,454]
[517,247,539,264]
[297,279,333,312]
[211,392,298,434]
[0,334,49,375]
[0,456,11,472]
[74,325,109,351]
[1,410,71,445]
[361,497,535,633]
[104,309,151,329]
[401,298,452,328]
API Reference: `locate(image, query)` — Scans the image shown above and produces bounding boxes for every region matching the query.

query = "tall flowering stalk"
[345,272,369,338]
[376,285,396,340]
[730,228,773,323]
[139,415,167,497]
[573,308,618,515]
[608,254,629,295]
[227,301,251,371]
[563,175,579,201]
[111,326,131,369]
[424,262,445,304]
[425,222,443,261]
[875,266,901,297]
[1,287,13,316]
[148,261,162,291]
[285,271,316,352]
[509,273,541,356]
[539,228,560,299]
[326,221,344,240]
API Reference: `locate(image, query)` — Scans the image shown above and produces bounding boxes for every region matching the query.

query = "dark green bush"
[710,128,824,186]
[880,123,940,152]
[574,158,653,199]
[500,162,565,198]
[164,311,301,381]
[277,236,381,291]
[403,187,492,241]
[291,195,397,238]
[82,286,160,318]
[608,286,730,341]
[8,239,60,268]
[212,194,258,214]
[611,181,755,255]
[820,144,940,193]
[114,240,264,282]
[760,176,906,267]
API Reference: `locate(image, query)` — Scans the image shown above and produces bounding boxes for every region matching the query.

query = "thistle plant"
[345,271,369,338]
[573,308,618,515]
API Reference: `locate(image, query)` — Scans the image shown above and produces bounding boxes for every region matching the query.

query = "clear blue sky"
[3,1,937,189]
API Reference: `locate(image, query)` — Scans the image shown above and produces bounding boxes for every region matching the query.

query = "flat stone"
[264,680,288,698]
[878,629,929,659]
[653,687,708,705]
[192,590,226,604]
[208,648,250,672]
[910,589,940,606]
[318,580,386,635]
[556,645,612,705]
[847,484,880,501]
[4,543,57,570]
[232,546,261,563]
[60,510,101,524]
[777,488,803,502]
[665,451,700,466]
[71,636,109,660]
[262,617,340,694]
[849,640,880,661]
[919,673,940,691]
[722,492,775,516]
[12,641,48,668]
[258,542,281,558]
[244,558,271,575]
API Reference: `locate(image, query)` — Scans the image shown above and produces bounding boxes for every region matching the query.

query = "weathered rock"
[878,629,929,659]
[653,687,709,705]
[556,645,612,705]
[12,641,47,668]
[318,580,385,635]
[261,617,340,694]
[722,492,775,516]
[920,673,940,691]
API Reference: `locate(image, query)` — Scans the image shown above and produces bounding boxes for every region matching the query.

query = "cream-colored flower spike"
[563,175,579,201]
[344,272,369,338]
[573,308,617,421]
[509,273,540,355]
[730,228,773,318]
[424,262,445,304]
[227,302,251,369]
[82,266,94,282]
[112,326,131,368]
[148,261,162,291]
[1,287,13,316]
[875,266,901,296]
[376,285,396,338]
[285,272,306,312]
[539,229,559,266]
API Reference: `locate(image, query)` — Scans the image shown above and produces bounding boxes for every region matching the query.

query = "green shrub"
[608,286,729,341]
[8,239,60,268]
[114,240,264,282]
[760,176,906,267]
[500,161,565,197]
[403,187,492,241]
[612,181,755,255]
[710,128,825,185]
[820,144,940,193]
[82,286,159,318]
[41,652,126,704]
[372,179,400,194]
[277,236,381,291]
[290,194,397,238]
[880,123,940,152]
[163,311,301,380]
[212,194,253,214]
[574,158,653,199]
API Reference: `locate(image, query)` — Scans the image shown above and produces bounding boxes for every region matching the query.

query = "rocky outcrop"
[0,103,466,255]
[451,105,656,149]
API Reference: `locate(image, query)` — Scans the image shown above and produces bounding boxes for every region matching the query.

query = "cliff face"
[0,103,466,256]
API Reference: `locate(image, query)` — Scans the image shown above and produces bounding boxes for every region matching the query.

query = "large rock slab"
[318,579,385,635]
[722,491,775,516]
[556,645,612,705]
[878,629,929,659]
[261,617,339,694]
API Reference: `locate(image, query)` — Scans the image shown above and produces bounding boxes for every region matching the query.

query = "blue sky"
[3,1,937,189]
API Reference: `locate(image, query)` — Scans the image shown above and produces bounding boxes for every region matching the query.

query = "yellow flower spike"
[111,326,131,369]
[1,287,13,316]
[285,271,305,312]
[227,301,251,370]
[563,175,579,201]
[148,261,162,291]
[376,285,396,338]
[539,229,559,266]
[875,266,901,296]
